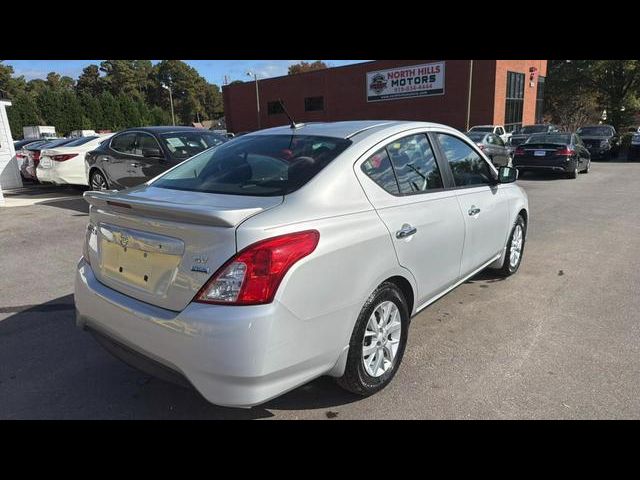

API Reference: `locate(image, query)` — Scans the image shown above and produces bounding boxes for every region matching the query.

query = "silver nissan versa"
[75,120,529,407]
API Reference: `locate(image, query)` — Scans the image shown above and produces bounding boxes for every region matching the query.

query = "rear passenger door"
[355,132,466,308]
[433,133,510,277]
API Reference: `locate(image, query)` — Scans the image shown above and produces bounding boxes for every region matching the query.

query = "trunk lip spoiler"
[83,190,272,228]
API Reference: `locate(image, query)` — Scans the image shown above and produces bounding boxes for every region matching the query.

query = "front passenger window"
[436,133,495,187]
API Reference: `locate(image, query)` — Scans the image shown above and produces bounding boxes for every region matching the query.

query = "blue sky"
[4,60,370,85]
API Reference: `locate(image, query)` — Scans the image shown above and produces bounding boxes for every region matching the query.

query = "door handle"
[468,206,481,216]
[396,224,417,239]
[130,162,141,167]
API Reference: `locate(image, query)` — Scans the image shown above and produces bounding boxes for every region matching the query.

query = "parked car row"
[13,127,229,190]
[465,122,629,179]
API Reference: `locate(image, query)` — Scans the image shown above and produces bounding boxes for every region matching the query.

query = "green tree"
[76,64,106,97]
[79,92,104,129]
[5,92,42,138]
[288,61,328,75]
[99,91,124,130]
[118,93,142,128]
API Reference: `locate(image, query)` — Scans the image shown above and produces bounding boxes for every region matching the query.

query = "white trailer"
[70,129,96,138]
[23,125,57,140]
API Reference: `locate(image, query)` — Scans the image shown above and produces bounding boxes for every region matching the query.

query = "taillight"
[514,147,525,156]
[194,230,320,305]
[555,147,574,156]
[51,153,78,162]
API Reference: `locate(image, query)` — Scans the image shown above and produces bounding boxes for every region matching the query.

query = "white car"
[75,121,529,408]
[468,125,511,144]
[37,134,114,186]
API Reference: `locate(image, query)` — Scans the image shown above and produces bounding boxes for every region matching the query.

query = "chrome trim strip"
[97,222,184,255]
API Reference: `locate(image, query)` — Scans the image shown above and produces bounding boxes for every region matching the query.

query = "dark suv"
[85,126,228,190]
[575,125,620,160]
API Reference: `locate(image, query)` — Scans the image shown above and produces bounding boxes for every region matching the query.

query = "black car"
[509,124,560,147]
[512,132,591,179]
[465,131,511,167]
[575,125,620,160]
[85,126,228,190]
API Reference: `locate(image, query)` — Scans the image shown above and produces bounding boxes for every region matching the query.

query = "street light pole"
[466,59,474,131]
[162,82,176,126]
[247,71,261,130]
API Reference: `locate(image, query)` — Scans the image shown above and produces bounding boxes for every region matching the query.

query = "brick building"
[223,60,548,134]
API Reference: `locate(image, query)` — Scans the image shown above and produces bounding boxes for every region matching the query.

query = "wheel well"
[385,276,415,315]
[518,208,528,225]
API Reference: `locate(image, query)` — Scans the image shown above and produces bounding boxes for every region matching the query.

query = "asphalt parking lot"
[2,158,640,419]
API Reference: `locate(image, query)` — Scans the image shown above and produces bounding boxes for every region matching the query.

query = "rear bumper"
[37,159,88,185]
[74,259,349,407]
[513,159,576,173]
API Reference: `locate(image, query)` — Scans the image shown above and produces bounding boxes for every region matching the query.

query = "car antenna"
[278,99,304,129]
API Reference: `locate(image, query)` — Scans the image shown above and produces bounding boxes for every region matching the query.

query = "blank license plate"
[534,150,546,157]
[40,158,52,168]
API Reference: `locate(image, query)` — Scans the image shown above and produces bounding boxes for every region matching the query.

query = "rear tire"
[581,160,591,173]
[494,215,526,277]
[90,170,109,191]
[337,282,409,396]
[567,166,578,179]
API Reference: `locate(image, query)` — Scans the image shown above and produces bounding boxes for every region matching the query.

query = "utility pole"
[161,81,176,126]
[247,71,261,130]
[466,60,474,131]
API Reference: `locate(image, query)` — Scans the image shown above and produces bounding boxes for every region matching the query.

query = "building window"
[504,71,525,133]
[304,96,324,112]
[267,101,284,115]
[535,75,545,124]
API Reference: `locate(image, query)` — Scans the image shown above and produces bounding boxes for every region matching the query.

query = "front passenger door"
[135,132,170,184]
[434,133,511,278]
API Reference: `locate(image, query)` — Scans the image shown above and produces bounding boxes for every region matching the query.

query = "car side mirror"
[142,147,163,158]
[498,165,518,183]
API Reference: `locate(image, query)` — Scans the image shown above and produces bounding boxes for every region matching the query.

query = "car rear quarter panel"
[235,157,417,375]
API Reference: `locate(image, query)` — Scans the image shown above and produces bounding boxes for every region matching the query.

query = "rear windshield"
[577,126,614,136]
[520,125,549,134]
[152,134,352,197]
[525,133,571,144]
[469,127,492,133]
[158,131,227,160]
[63,136,99,147]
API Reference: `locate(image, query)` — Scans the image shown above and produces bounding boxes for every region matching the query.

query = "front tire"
[337,282,409,396]
[494,215,526,277]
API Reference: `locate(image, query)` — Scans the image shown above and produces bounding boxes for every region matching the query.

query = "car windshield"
[467,132,487,142]
[520,125,549,134]
[577,126,614,136]
[469,127,493,133]
[152,134,352,197]
[525,133,571,144]
[63,136,99,147]
[158,131,228,160]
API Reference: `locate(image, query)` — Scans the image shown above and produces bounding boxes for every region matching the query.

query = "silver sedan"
[75,120,529,407]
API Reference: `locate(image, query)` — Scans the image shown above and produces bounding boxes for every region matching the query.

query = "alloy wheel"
[362,301,402,377]
[509,224,523,268]
[91,172,108,191]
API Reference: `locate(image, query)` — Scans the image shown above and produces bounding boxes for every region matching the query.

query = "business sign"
[366,62,445,102]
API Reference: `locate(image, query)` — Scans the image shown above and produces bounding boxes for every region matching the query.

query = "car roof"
[119,126,215,134]
[247,120,459,141]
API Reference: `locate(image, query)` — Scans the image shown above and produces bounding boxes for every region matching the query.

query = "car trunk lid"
[84,186,283,311]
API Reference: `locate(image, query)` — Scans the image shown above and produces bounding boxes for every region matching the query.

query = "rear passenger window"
[436,133,495,187]
[387,134,443,194]
[111,133,137,155]
[361,148,399,195]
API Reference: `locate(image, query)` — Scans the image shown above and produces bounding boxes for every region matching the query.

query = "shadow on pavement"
[0,294,360,419]
[37,198,89,215]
